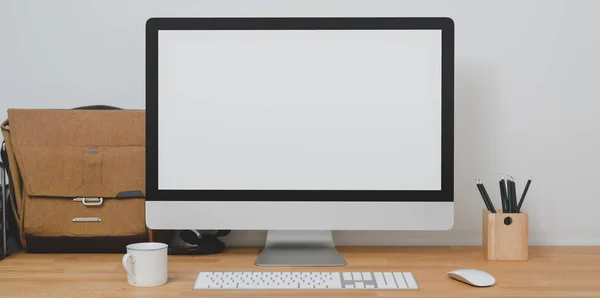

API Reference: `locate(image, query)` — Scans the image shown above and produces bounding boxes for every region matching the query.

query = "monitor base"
[255,230,347,267]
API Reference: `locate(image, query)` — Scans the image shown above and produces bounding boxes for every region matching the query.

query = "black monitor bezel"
[146,17,454,202]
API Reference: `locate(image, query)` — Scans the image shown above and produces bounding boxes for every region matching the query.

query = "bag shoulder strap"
[72,105,123,110]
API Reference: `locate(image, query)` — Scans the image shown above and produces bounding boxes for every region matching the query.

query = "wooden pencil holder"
[482,209,529,261]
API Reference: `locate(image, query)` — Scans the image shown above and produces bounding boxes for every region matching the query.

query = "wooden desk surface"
[1,247,600,297]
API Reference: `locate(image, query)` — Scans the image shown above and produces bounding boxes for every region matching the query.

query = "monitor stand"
[255,230,347,266]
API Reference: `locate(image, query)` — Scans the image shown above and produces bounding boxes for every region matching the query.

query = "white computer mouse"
[447,269,496,287]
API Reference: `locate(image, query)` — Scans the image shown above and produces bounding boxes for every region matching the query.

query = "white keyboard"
[194,271,419,290]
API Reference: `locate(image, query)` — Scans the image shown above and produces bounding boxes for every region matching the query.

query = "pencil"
[479,180,496,213]
[510,176,518,213]
[507,176,514,213]
[476,180,493,212]
[500,175,508,213]
[517,174,532,212]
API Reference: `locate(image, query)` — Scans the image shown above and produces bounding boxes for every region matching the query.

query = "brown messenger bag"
[0,108,164,253]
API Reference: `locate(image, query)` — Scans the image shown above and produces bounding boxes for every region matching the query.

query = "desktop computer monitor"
[146,17,454,266]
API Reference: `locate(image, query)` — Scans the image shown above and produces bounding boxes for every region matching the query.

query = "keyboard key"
[355,282,364,288]
[345,284,355,289]
[384,275,394,284]
[342,272,352,280]
[352,272,362,280]
[366,284,375,288]
[403,272,419,289]
[363,272,373,280]
[393,273,408,288]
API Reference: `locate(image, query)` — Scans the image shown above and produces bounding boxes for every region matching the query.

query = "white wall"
[1,0,599,246]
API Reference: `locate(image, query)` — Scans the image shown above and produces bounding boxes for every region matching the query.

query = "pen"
[517,174,532,212]
[479,180,496,213]
[500,175,508,213]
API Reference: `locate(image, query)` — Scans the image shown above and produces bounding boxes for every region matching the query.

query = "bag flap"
[7,109,145,198]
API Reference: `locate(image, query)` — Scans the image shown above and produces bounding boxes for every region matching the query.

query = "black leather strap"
[177,230,228,255]
[213,230,231,237]
[72,105,123,110]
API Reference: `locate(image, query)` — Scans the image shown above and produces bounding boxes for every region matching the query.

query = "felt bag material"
[1,109,154,252]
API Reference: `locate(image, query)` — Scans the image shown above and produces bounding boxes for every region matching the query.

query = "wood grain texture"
[1,247,600,297]
[483,209,529,260]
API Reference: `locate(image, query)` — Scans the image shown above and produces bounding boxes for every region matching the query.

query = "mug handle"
[122,254,136,285]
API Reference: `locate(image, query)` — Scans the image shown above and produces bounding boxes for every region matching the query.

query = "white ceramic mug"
[122,242,168,287]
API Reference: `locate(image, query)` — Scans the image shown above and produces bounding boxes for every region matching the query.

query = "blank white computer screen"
[158,30,441,191]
